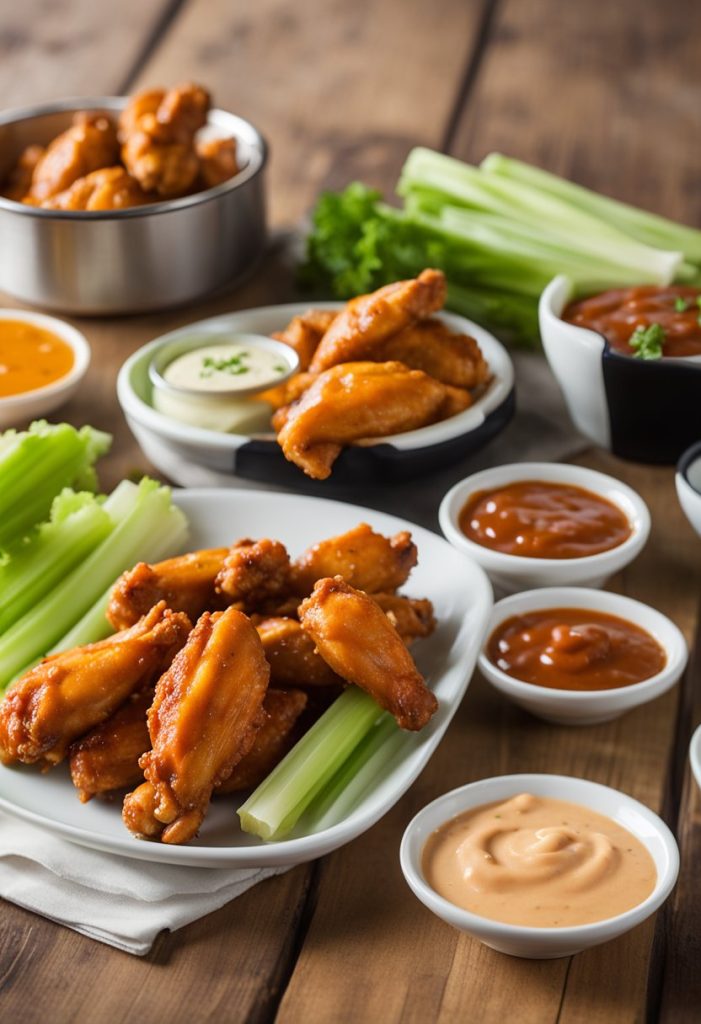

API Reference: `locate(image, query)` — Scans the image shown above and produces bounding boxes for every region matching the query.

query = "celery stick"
[0,422,111,548]
[238,688,384,841]
[0,478,188,689]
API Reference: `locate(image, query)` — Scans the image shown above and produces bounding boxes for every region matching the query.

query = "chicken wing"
[309,269,446,372]
[120,82,209,197]
[370,593,436,645]
[272,309,338,372]
[216,688,308,793]
[41,166,150,210]
[122,608,269,844]
[375,318,490,390]
[261,372,316,414]
[27,112,119,202]
[299,577,437,730]
[69,689,153,802]
[0,602,190,769]
[275,361,455,479]
[214,539,292,611]
[196,136,239,189]
[107,547,230,630]
[254,616,343,687]
[290,523,417,596]
[2,145,45,202]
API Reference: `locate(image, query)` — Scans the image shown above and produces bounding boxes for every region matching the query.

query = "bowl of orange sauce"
[478,587,687,725]
[0,310,90,427]
[439,462,650,594]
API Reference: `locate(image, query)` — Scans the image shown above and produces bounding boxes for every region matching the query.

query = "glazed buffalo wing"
[371,593,436,645]
[290,523,417,596]
[273,309,338,372]
[122,607,269,844]
[254,616,343,688]
[1,145,45,201]
[69,689,153,802]
[41,166,149,211]
[276,360,469,480]
[299,577,438,731]
[216,688,308,793]
[375,318,490,390]
[214,539,292,610]
[26,112,119,203]
[0,602,190,769]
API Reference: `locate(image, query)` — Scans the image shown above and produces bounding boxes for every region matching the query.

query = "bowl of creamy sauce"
[400,774,679,959]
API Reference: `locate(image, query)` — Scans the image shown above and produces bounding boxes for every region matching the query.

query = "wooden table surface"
[1,2,700,1021]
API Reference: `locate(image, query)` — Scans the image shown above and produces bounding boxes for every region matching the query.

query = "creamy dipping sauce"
[0,319,74,397]
[458,480,632,559]
[487,608,667,691]
[163,343,290,393]
[423,793,656,927]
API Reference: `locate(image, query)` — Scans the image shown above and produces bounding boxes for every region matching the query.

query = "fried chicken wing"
[41,166,150,210]
[69,689,153,802]
[375,318,490,390]
[291,523,417,595]
[299,577,437,731]
[2,145,45,201]
[0,603,191,769]
[254,616,343,687]
[122,607,269,844]
[196,136,239,189]
[107,548,230,630]
[120,82,209,197]
[272,309,338,372]
[275,361,453,479]
[27,112,119,202]
[262,372,316,414]
[370,593,436,645]
[216,688,308,793]
[309,269,446,372]
[214,539,292,611]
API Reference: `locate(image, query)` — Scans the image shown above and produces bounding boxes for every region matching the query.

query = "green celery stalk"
[0,478,188,689]
[0,421,111,548]
[482,152,701,265]
[0,490,112,634]
[238,688,384,841]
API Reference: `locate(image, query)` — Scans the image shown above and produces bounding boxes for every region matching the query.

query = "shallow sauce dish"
[0,488,493,868]
[118,304,515,488]
[439,461,650,594]
[400,773,679,959]
[478,587,688,725]
[0,309,90,428]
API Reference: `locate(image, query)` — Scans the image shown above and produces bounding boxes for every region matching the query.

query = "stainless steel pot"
[0,98,267,314]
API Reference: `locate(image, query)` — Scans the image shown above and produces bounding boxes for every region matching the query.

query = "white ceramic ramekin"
[478,587,688,725]
[0,309,90,428]
[400,773,679,959]
[676,440,701,539]
[690,725,701,793]
[438,461,650,594]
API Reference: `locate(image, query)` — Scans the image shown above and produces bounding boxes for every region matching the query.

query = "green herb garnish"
[674,297,689,312]
[200,353,251,378]
[629,323,666,360]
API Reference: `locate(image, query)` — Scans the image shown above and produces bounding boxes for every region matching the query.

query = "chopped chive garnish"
[629,323,666,360]
[199,352,251,378]
[674,297,689,312]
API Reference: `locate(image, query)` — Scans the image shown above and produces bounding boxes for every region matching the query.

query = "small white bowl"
[690,725,701,792]
[478,587,688,725]
[438,461,650,594]
[400,773,679,959]
[676,440,701,539]
[0,309,90,428]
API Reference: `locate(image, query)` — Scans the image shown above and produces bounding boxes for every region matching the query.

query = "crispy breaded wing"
[41,166,149,210]
[0,602,190,769]
[299,577,437,730]
[2,145,45,202]
[216,688,308,793]
[214,539,292,610]
[196,136,239,188]
[254,616,343,687]
[69,689,153,802]
[27,112,119,202]
[309,269,446,372]
[375,318,490,390]
[291,523,417,595]
[122,608,269,844]
[275,361,450,479]
[272,309,338,372]
[370,593,436,645]
[107,547,230,630]
[262,372,316,415]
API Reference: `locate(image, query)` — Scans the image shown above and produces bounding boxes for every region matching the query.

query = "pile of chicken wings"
[263,269,491,478]
[0,524,438,846]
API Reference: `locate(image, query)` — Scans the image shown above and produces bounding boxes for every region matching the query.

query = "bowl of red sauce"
[0,309,90,427]
[439,462,649,594]
[539,275,701,464]
[478,587,687,725]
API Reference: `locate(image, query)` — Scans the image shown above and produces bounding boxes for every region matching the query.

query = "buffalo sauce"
[458,480,631,559]
[0,319,74,397]
[487,607,666,691]
[563,285,701,357]
[422,793,656,927]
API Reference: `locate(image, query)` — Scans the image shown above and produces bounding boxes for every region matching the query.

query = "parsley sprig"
[629,323,666,360]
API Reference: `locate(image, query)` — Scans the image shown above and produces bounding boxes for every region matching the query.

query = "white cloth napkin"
[0,812,288,955]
